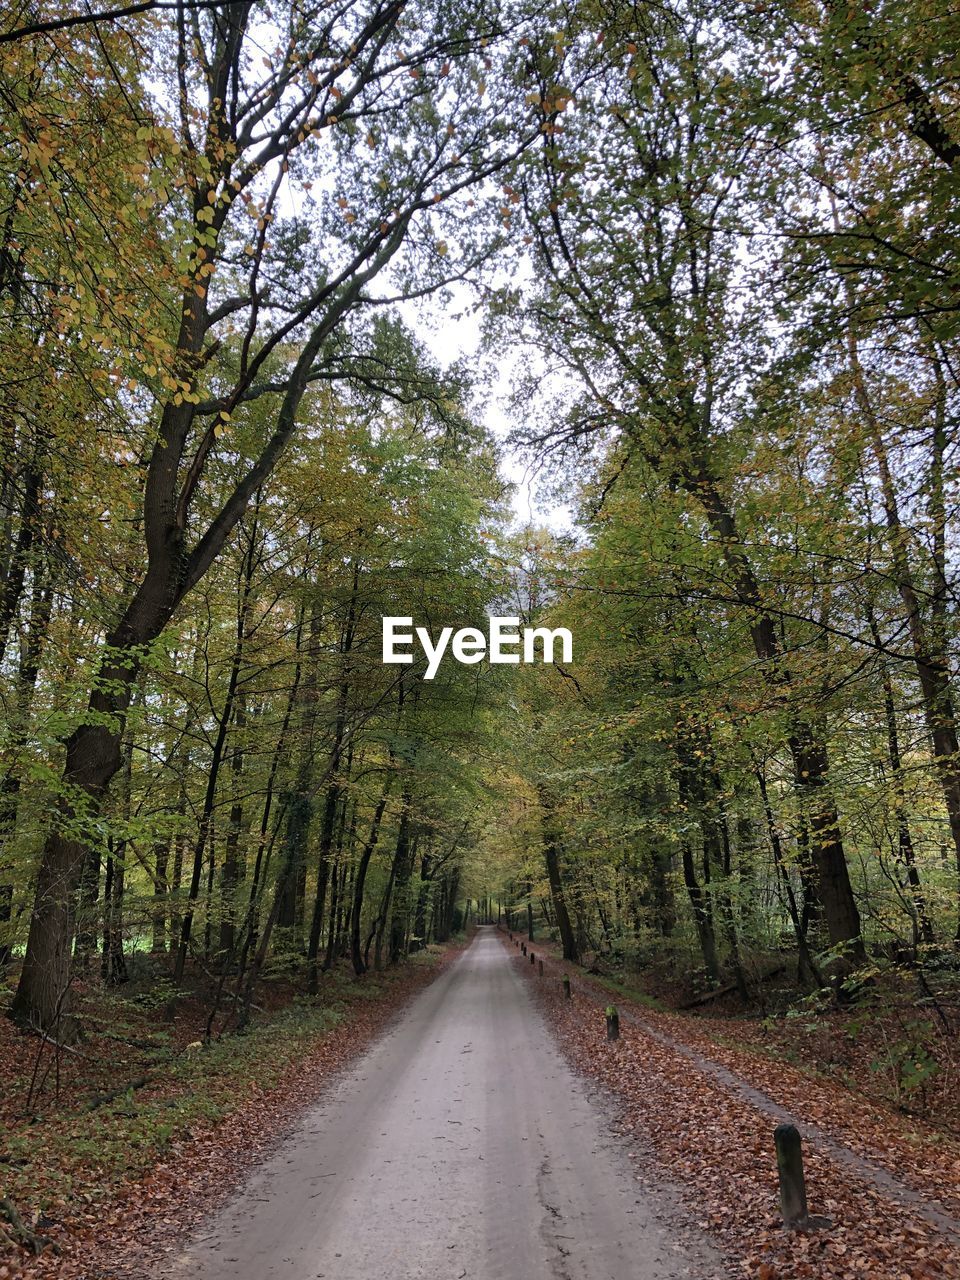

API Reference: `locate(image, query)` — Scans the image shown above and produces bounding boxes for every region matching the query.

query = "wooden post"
[538,958,543,976]
[774,1124,808,1227]
[530,951,535,965]
[605,1005,619,1041]
[562,974,571,998]
[522,943,526,955]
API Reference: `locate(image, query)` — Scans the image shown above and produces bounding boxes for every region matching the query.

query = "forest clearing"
[2,0,960,1276]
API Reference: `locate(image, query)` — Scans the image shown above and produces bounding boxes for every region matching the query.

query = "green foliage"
[869,1028,941,1105]
[2,0,959,1087]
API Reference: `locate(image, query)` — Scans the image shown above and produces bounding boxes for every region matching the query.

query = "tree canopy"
[1,0,960,1068]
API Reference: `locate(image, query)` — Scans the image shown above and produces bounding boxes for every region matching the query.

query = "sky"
[401,291,572,530]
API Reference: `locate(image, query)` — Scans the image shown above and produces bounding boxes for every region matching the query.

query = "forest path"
[162,927,724,1280]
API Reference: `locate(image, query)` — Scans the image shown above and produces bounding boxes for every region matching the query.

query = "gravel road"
[164,927,724,1280]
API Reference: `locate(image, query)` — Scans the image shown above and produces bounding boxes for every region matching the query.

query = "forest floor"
[506,930,960,1280]
[0,943,461,1277]
[587,952,960,1136]
[4,933,959,1279]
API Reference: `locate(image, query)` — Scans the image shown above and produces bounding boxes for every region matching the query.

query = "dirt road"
[163,928,723,1280]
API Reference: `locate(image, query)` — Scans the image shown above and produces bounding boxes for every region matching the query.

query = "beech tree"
[506,0,866,961]
[475,0,959,989]
[6,0,535,1033]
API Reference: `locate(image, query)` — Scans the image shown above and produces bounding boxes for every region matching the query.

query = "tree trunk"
[755,764,822,989]
[0,527,53,967]
[857,378,960,938]
[675,716,722,984]
[709,772,748,1002]
[388,807,414,965]
[11,565,182,1031]
[307,562,359,989]
[412,850,433,951]
[74,845,101,967]
[435,868,460,943]
[219,690,247,959]
[680,837,721,984]
[235,613,305,983]
[650,846,677,936]
[324,791,353,971]
[152,839,169,955]
[102,841,128,986]
[833,263,959,938]
[304,781,338,987]
[279,597,323,941]
[865,609,935,947]
[687,467,865,965]
[351,782,392,975]
[0,427,45,664]
[103,720,135,986]
[538,786,579,963]
[168,775,187,958]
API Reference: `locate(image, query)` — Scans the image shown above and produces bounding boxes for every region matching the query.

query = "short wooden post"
[774,1124,808,1227]
[530,951,535,965]
[605,1005,619,1041]
[562,974,571,999]
[538,958,544,976]
[522,943,526,955]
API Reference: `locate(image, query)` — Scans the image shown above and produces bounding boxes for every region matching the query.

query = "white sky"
[401,292,572,530]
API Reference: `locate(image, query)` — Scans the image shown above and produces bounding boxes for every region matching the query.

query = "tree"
[7,0,537,1033]
[507,0,865,962]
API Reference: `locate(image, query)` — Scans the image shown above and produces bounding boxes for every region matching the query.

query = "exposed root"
[0,1196,61,1257]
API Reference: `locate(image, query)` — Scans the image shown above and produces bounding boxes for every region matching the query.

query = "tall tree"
[8,0,534,1032]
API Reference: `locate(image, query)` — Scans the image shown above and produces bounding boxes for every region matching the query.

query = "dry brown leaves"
[506,934,960,1280]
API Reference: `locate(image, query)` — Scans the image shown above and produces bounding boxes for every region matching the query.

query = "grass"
[581,969,666,1010]
[0,951,445,1222]
[3,1001,345,1212]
